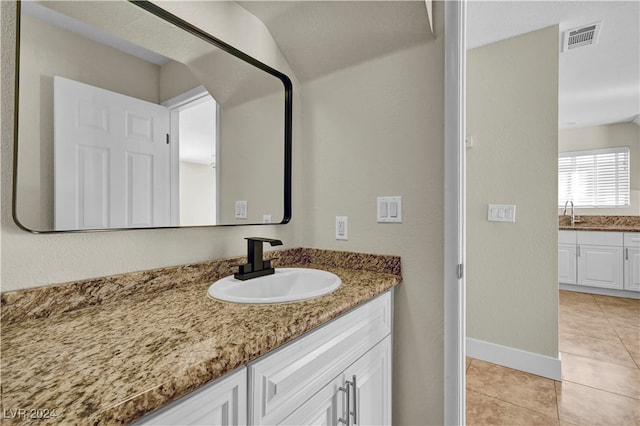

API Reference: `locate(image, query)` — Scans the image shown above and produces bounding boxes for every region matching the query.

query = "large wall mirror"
[13,0,292,232]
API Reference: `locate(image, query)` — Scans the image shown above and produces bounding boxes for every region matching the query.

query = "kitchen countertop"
[558,215,640,233]
[559,225,640,232]
[0,248,401,425]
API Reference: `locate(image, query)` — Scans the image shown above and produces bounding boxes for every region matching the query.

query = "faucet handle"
[245,237,283,246]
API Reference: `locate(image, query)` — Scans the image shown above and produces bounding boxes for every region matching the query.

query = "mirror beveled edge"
[11,0,293,234]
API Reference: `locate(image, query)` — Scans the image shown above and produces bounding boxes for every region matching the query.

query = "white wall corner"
[467,337,562,381]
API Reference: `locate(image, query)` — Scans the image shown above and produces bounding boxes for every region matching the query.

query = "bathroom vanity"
[136,291,392,425]
[0,248,401,425]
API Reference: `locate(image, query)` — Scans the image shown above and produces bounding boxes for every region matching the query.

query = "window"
[558,147,630,208]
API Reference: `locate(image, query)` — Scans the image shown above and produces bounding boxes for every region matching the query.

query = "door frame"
[444,0,467,424]
[162,86,221,226]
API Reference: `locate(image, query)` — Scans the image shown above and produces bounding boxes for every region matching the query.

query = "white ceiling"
[237,1,433,81]
[466,0,640,129]
[241,0,638,129]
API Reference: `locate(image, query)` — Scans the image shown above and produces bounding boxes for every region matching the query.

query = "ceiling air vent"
[562,21,602,52]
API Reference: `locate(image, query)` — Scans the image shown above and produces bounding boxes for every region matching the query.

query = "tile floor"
[466,290,640,425]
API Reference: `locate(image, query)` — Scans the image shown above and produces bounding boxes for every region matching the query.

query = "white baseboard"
[467,337,562,380]
[560,283,640,299]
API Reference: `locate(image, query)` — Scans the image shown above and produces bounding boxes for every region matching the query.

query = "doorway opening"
[164,87,220,226]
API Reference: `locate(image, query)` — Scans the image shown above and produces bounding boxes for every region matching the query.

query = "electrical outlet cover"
[336,216,348,240]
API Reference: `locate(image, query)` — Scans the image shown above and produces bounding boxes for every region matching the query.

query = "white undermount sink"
[207,268,342,304]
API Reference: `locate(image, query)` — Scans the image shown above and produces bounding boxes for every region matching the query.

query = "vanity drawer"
[248,291,392,425]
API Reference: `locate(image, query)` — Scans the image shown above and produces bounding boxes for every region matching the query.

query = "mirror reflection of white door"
[54,76,171,230]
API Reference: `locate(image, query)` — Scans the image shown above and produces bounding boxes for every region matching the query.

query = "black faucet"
[234,237,283,281]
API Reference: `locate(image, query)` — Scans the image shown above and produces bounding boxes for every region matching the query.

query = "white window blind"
[558,147,630,208]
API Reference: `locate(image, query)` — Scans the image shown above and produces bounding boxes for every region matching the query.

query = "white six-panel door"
[54,76,171,230]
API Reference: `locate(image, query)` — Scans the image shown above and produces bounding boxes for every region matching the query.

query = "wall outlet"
[336,216,348,240]
[235,201,248,219]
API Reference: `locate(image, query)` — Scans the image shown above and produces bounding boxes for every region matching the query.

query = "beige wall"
[1,0,301,291]
[15,14,161,231]
[558,122,640,216]
[300,13,444,425]
[466,26,560,358]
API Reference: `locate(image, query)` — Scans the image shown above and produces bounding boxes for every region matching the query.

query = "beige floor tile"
[559,310,616,340]
[559,290,597,306]
[625,344,640,369]
[466,389,559,426]
[556,381,640,425]
[559,331,637,369]
[594,294,640,310]
[596,296,640,326]
[466,356,471,371]
[607,313,640,334]
[559,301,606,317]
[561,352,640,400]
[466,360,558,418]
[615,325,640,348]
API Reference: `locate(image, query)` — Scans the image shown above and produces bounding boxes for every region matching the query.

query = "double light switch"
[377,196,402,223]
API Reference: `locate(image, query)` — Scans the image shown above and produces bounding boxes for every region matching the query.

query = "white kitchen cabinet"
[576,232,624,290]
[558,244,577,285]
[558,231,577,285]
[134,367,247,426]
[559,230,640,294]
[577,244,624,289]
[624,233,640,291]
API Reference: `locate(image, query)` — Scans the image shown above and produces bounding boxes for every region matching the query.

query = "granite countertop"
[0,248,401,425]
[558,215,640,233]
[559,224,640,232]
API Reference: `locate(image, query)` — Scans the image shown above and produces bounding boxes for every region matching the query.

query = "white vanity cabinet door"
[280,335,392,426]
[134,368,246,426]
[577,244,624,290]
[248,292,392,426]
[279,375,345,426]
[558,244,577,285]
[346,336,392,426]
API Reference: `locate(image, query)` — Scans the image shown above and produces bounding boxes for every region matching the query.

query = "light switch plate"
[487,204,516,222]
[336,216,348,240]
[235,201,248,219]
[377,196,402,223]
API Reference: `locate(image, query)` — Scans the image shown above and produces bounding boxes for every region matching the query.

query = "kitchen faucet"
[562,200,580,227]
[235,237,283,280]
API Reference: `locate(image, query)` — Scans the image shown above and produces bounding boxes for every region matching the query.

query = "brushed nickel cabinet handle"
[351,375,358,424]
[338,382,350,426]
